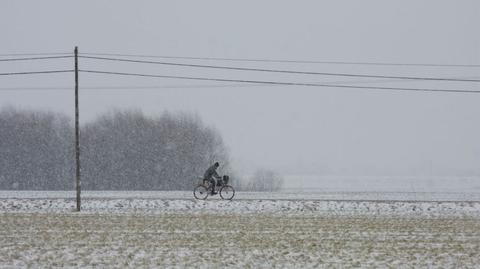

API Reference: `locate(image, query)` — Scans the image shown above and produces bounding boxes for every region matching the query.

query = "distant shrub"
[238,169,283,192]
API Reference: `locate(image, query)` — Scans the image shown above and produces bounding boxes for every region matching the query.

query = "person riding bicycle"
[203,162,221,195]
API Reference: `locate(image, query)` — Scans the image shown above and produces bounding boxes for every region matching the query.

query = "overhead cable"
[0,84,275,91]
[78,56,480,83]
[79,69,480,94]
[0,56,73,62]
[0,70,74,76]
[0,78,419,91]
[0,52,71,57]
[80,52,480,68]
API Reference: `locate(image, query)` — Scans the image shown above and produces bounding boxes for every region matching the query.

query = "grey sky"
[1,0,479,177]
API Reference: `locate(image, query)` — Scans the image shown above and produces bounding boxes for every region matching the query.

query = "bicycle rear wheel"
[219,185,235,200]
[194,185,209,200]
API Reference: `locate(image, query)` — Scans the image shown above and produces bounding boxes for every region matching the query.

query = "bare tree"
[0,107,73,190]
[81,109,231,190]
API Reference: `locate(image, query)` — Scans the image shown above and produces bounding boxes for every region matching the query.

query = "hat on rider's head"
[214,162,219,167]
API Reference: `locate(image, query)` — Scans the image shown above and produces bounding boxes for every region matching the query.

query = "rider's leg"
[209,178,216,194]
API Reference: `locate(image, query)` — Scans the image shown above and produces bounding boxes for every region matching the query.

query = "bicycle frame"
[194,177,235,200]
[204,178,224,192]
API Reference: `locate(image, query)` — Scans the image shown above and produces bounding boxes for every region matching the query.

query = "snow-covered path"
[1,190,480,202]
[1,197,480,217]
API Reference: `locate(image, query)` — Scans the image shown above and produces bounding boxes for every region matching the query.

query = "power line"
[0,76,460,91]
[0,56,73,62]
[0,84,276,91]
[79,69,480,94]
[0,87,71,91]
[0,52,71,57]
[0,78,424,91]
[79,56,480,83]
[80,52,480,68]
[0,70,74,76]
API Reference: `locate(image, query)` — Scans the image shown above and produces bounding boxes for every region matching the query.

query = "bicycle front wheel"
[220,185,235,200]
[194,185,209,200]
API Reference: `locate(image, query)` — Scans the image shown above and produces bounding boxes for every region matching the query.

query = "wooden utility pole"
[74,46,81,211]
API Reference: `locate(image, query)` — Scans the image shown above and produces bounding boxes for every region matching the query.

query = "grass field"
[1,212,479,268]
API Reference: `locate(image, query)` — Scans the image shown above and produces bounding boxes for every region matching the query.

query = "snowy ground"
[1,191,480,268]
[2,190,480,202]
[1,212,479,268]
[1,197,480,217]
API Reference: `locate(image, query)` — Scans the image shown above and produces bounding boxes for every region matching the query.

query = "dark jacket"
[204,164,220,180]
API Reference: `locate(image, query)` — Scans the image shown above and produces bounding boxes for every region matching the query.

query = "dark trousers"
[205,177,216,193]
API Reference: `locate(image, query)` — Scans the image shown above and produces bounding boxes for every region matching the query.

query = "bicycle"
[193,175,235,200]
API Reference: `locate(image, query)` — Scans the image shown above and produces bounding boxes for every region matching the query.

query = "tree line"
[0,107,229,190]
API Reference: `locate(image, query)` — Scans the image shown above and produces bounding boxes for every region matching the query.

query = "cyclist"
[203,162,221,195]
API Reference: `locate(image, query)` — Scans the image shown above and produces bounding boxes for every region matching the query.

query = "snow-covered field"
[1,191,480,268]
